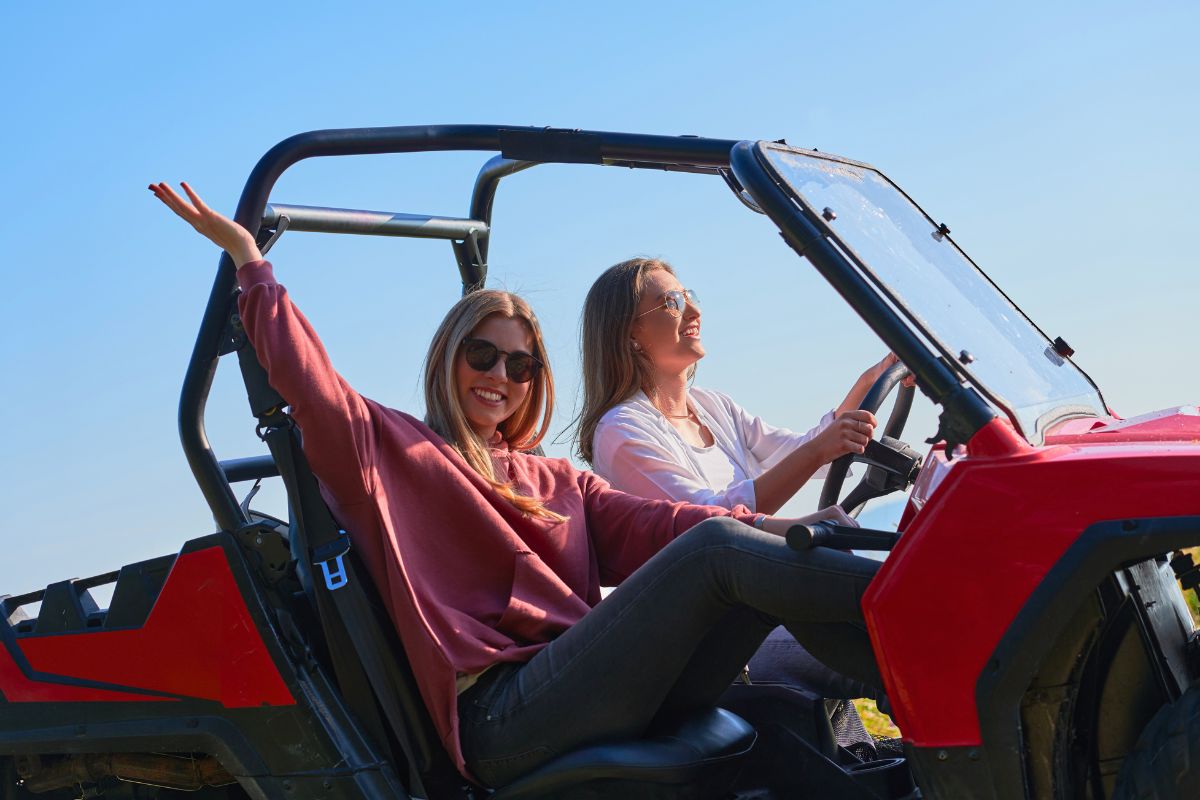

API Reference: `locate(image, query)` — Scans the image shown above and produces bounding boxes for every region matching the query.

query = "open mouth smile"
[471,387,506,406]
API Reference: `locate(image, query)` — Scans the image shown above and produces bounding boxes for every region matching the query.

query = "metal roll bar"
[262,204,488,241]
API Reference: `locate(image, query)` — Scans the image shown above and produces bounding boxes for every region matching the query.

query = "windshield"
[757,142,1106,444]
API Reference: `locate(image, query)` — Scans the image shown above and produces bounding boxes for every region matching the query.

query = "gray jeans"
[458,516,882,788]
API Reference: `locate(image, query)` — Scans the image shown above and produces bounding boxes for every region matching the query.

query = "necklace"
[661,407,696,420]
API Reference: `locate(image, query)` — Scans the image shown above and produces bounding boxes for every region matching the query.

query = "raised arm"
[150,182,374,502]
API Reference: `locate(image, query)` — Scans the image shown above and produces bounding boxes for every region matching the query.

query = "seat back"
[264,421,469,798]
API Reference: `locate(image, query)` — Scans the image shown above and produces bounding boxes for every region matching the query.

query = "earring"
[631,341,642,352]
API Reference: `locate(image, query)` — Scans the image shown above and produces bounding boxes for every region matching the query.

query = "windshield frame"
[742,140,1107,444]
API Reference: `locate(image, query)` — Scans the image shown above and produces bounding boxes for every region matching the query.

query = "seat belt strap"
[261,421,428,797]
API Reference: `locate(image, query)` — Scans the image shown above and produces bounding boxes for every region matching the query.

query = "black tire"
[1112,685,1200,799]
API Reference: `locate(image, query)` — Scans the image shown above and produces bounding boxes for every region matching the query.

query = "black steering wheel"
[818,361,924,516]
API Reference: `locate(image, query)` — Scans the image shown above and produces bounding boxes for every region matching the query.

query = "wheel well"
[967,516,1200,800]
[1020,575,1172,798]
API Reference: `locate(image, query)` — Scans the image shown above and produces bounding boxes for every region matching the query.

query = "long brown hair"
[576,257,677,465]
[424,290,564,522]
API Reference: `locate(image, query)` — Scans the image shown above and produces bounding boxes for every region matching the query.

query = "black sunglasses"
[461,338,543,384]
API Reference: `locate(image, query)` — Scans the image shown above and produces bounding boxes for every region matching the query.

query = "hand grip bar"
[786,522,901,552]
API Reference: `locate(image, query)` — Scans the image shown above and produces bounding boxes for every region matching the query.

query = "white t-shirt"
[591,387,834,512]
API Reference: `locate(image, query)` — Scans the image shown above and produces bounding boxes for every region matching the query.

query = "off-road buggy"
[2,125,1198,800]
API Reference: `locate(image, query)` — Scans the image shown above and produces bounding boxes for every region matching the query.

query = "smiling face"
[631,268,704,376]
[454,313,536,441]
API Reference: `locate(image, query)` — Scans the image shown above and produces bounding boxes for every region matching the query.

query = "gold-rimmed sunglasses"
[636,289,700,319]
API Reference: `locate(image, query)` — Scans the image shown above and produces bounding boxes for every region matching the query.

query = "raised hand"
[149,182,262,268]
[837,352,915,414]
[865,352,916,388]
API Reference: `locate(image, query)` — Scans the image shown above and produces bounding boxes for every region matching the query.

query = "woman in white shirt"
[577,256,900,709]
[578,257,897,513]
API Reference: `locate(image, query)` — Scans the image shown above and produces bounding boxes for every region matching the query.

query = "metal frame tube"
[468,156,538,270]
[220,455,279,484]
[263,204,488,241]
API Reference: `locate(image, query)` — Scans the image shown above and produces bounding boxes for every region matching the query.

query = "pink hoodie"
[237,261,755,776]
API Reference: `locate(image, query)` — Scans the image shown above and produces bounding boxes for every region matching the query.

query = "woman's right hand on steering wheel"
[149,181,262,268]
[813,409,877,461]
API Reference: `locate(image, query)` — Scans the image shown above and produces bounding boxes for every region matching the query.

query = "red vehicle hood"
[1045,405,1200,445]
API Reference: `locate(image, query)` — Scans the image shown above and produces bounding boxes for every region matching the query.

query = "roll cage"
[181,124,994,531]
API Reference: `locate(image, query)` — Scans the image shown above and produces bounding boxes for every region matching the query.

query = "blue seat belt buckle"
[312,531,352,591]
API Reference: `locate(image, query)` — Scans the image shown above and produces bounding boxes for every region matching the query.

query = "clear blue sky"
[2,2,1197,598]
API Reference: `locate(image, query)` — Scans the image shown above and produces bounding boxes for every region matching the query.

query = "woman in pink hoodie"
[151,181,883,789]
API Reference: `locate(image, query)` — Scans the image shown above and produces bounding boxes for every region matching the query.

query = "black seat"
[314,545,757,800]
[490,706,755,800]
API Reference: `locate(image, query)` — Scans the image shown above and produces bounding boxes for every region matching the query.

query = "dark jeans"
[458,517,882,788]
[749,626,879,701]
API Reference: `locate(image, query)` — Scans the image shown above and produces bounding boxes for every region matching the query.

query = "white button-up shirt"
[592,387,835,512]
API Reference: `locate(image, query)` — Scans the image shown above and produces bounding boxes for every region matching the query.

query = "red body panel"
[13,547,295,708]
[0,644,174,703]
[864,407,1200,747]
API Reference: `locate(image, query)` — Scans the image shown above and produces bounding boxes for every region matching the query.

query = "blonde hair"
[424,290,564,522]
[576,257,680,465]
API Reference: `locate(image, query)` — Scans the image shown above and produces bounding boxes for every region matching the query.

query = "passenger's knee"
[683,515,748,547]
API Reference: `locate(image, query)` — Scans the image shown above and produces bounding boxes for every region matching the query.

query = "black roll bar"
[220,455,279,484]
[465,156,538,285]
[181,125,740,531]
[461,156,725,291]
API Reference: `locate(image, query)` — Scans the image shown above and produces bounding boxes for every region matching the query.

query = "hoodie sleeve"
[236,261,375,502]
[578,469,756,585]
